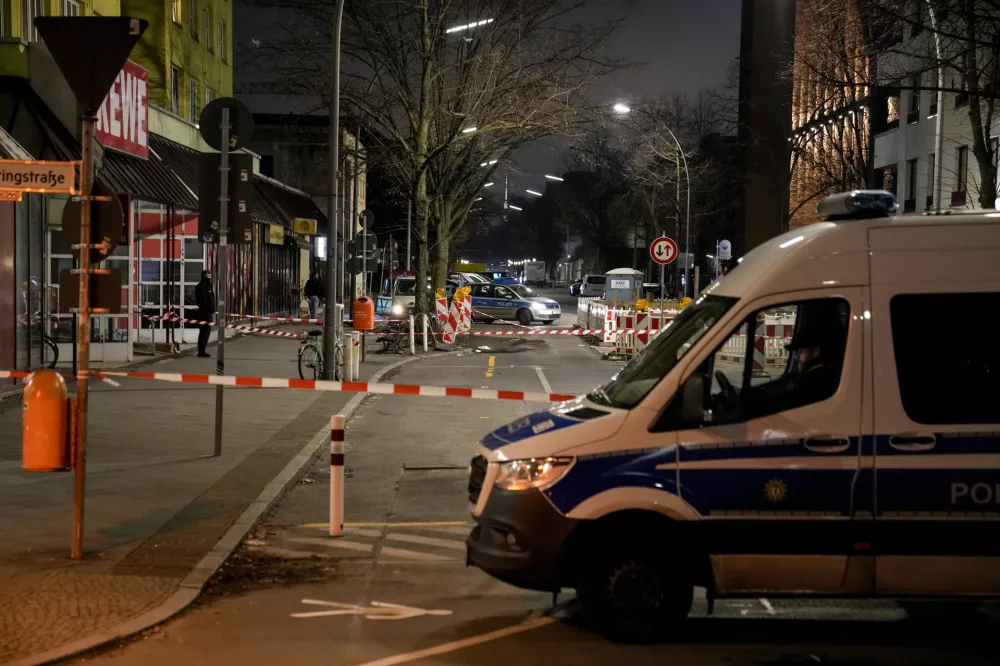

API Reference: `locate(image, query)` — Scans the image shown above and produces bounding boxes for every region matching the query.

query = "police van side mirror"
[681,374,711,425]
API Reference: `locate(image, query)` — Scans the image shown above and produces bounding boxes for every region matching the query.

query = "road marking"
[302,521,470,529]
[352,615,558,666]
[379,546,453,562]
[759,598,776,615]
[287,537,374,554]
[485,355,495,379]
[292,599,452,621]
[533,366,552,394]
[349,528,466,551]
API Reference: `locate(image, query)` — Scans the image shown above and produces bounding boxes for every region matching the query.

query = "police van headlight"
[494,457,573,491]
[530,302,546,311]
[391,303,405,315]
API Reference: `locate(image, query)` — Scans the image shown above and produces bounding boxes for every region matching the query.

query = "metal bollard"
[341,332,354,381]
[329,415,345,537]
[422,314,428,353]
[352,331,360,377]
[409,315,416,355]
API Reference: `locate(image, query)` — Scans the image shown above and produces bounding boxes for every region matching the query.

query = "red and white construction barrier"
[613,312,673,356]
[92,370,577,402]
[329,414,345,537]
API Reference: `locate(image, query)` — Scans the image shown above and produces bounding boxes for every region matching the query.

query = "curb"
[11,350,461,666]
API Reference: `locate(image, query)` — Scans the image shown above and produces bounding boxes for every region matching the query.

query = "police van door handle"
[888,434,936,452]
[803,436,850,453]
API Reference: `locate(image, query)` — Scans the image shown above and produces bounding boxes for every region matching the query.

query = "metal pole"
[324,0,346,380]
[658,261,664,331]
[71,113,96,560]
[405,201,411,271]
[213,106,231,458]
[928,2,945,213]
[357,127,365,296]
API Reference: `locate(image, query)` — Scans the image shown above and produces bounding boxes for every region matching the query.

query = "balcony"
[903,199,916,213]
[951,190,967,207]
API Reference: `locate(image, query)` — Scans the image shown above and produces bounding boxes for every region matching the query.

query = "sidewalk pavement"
[0,329,423,665]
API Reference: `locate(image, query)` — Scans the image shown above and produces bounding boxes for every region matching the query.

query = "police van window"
[495,286,517,299]
[659,298,849,429]
[471,284,493,298]
[891,292,999,424]
[591,295,737,409]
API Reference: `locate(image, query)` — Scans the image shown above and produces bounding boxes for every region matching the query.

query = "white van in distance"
[466,191,1000,641]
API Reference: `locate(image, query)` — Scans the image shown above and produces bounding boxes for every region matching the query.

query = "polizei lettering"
[951,482,1000,505]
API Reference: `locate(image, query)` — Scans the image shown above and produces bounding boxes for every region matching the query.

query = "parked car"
[579,274,606,297]
[569,279,583,296]
[390,277,459,316]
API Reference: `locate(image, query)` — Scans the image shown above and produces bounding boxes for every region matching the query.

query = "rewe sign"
[95,60,149,160]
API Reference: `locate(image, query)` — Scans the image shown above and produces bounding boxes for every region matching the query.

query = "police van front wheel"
[516,308,533,326]
[575,537,693,643]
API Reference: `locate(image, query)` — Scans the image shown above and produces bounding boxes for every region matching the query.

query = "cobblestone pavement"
[0,328,413,665]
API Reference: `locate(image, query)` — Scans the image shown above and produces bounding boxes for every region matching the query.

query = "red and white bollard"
[329,415,345,537]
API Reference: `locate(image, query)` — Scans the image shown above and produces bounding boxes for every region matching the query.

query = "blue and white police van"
[470,283,561,325]
[466,191,1000,641]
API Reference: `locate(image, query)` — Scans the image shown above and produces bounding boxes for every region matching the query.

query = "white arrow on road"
[291,598,453,621]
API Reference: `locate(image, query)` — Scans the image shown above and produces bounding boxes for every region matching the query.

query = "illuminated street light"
[446,18,494,33]
[544,174,564,181]
[484,182,494,187]
[462,126,477,133]
[526,189,542,196]
[480,159,498,167]
[613,102,631,114]
[509,205,522,211]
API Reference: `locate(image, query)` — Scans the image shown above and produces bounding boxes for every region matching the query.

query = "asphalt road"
[74,291,1000,666]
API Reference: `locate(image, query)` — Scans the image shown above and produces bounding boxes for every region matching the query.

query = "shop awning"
[255,175,328,230]
[0,77,197,210]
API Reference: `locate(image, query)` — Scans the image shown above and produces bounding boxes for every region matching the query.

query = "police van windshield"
[590,295,737,409]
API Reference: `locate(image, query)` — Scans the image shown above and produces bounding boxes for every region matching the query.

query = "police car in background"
[466,191,1000,641]
[470,283,561,325]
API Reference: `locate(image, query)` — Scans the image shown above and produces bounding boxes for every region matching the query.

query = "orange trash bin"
[22,369,71,472]
[353,296,375,330]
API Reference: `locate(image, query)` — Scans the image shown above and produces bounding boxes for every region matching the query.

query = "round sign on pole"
[199,97,255,151]
[650,236,678,265]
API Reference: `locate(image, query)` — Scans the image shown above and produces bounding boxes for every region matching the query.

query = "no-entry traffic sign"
[650,236,678,265]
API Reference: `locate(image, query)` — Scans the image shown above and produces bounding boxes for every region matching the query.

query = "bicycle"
[298,330,344,380]
[375,319,411,354]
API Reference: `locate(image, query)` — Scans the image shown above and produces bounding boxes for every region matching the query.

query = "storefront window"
[16,193,45,368]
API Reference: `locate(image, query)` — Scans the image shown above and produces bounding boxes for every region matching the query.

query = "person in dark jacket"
[195,270,215,358]
[304,272,325,319]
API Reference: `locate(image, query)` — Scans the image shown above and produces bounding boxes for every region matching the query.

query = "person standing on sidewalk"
[195,270,215,358]
[304,271,325,320]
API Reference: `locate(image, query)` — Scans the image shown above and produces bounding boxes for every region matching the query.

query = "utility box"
[604,268,644,302]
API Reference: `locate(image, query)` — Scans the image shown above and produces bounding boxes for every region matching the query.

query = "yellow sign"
[451,262,486,273]
[268,224,285,245]
[293,217,318,235]
[0,159,79,195]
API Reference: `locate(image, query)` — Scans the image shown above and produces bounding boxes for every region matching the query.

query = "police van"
[466,191,1000,641]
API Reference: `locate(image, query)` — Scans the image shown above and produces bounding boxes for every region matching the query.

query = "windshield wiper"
[589,385,614,407]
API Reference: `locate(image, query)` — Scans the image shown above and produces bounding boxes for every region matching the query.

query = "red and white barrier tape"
[96,371,577,402]
[225,313,409,324]
[0,370,121,387]
[153,315,302,338]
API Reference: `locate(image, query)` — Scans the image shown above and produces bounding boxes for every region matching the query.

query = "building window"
[926,153,935,210]
[928,69,938,116]
[204,6,212,48]
[190,0,198,38]
[22,0,43,42]
[189,78,198,122]
[911,2,923,37]
[220,19,228,61]
[172,0,182,24]
[957,146,968,192]
[904,158,918,212]
[170,66,181,114]
[62,0,79,16]
[205,88,214,107]
[886,86,900,130]
[954,75,969,107]
[907,76,920,124]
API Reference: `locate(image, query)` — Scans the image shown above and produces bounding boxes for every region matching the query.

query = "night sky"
[235,0,742,191]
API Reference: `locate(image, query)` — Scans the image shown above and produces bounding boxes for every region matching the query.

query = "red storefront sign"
[95,60,149,160]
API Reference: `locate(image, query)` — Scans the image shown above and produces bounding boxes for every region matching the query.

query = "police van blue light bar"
[816,190,899,220]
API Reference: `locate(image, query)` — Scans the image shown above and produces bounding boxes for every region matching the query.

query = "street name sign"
[0,159,79,195]
[650,236,678,265]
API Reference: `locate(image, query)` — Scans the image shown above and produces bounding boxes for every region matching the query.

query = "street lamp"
[462,126,477,133]
[613,102,631,114]
[484,182,494,187]
[480,159,498,167]
[544,174,564,181]
[509,205,522,211]
[526,189,542,196]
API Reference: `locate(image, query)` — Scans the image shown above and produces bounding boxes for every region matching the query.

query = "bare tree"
[244,0,625,311]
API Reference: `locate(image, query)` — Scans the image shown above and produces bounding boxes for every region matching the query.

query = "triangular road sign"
[34,17,149,113]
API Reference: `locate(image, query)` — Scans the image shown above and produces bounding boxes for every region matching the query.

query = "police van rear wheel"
[576,537,693,643]
[516,308,533,326]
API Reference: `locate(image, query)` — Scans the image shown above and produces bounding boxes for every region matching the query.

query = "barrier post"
[352,331,360,377]
[422,313,428,352]
[341,331,354,381]
[409,315,416,355]
[329,415,345,537]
